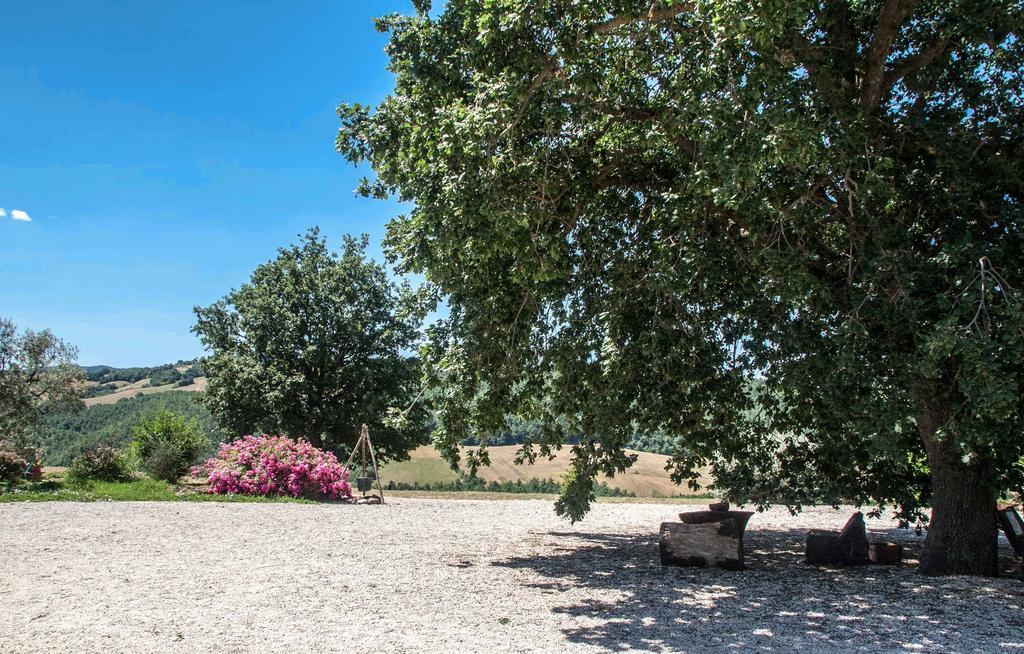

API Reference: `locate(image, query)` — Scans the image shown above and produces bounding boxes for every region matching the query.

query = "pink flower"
[191,434,352,500]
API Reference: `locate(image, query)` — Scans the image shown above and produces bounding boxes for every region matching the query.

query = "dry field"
[83,377,207,407]
[1,498,1022,653]
[380,445,713,497]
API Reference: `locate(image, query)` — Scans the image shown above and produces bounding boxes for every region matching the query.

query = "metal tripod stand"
[343,423,385,503]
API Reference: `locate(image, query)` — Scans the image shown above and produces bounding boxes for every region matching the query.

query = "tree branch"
[572,97,659,121]
[822,1,857,90]
[592,2,696,36]
[493,58,562,147]
[860,0,921,109]
[559,94,700,156]
[886,30,953,88]
[787,35,847,100]
[493,3,697,147]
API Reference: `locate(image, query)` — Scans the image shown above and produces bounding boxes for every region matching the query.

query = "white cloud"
[0,208,6,218]
[11,209,31,222]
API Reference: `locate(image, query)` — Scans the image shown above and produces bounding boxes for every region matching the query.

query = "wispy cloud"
[10,209,32,222]
[0,208,6,218]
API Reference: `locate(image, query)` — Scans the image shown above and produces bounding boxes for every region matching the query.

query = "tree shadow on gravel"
[493,527,1023,652]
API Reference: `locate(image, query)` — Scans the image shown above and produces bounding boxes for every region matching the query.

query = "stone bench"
[659,502,753,570]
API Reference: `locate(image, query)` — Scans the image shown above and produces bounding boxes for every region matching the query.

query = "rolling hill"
[79,361,207,406]
[82,374,207,407]
[41,361,706,495]
[34,360,220,464]
[38,390,226,465]
[379,444,712,497]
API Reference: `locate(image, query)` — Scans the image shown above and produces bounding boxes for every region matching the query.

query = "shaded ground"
[0,499,1020,653]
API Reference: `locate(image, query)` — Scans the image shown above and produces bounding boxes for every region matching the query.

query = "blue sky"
[1,1,412,366]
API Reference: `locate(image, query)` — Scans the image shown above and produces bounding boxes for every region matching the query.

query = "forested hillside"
[80,360,204,400]
[39,390,678,466]
[37,391,226,465]
[36,360,684,465]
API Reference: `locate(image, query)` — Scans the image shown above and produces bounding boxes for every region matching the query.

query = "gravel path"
[1,498,1022,653]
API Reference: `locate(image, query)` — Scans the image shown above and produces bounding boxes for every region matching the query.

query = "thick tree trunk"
[300,430,324,449]
[917,394,999,577]
[920,460,998,576]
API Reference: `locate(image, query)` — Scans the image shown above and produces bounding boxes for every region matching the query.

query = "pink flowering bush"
[193,435,351,500]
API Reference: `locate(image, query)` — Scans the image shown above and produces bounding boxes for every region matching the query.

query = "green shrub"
[67,446,132,484]
[139,441,193,483]
[0,450,29,487]
[130,408,208,482]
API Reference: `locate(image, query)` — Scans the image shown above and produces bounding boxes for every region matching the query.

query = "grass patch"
[2,470,713,505]
[379,453,460,486]
[0,477,313,504]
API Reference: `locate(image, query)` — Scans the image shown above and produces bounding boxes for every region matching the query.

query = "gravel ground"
[1,498,1022,653]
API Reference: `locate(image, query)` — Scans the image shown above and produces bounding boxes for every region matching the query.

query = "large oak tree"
[338,0,1023,575]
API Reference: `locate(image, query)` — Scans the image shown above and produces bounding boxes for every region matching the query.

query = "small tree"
[130,408,208,482]
[0,317,82,455]
[193,229,430,462]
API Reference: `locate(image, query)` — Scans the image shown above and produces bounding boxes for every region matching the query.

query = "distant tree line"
[384,474,635,497]
[79,383,120,399]
[78,361,204,398]
[82,360,203,386]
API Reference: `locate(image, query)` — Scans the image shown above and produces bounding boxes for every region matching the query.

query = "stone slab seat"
[679,510,755,535]
[805,511,869,566]
[659,519,747,570]
[660,505,755,570]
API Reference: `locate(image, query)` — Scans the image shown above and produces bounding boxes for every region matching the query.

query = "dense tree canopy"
[339,1,1023,575]
[193,229,430,462]
[0,317,83,455]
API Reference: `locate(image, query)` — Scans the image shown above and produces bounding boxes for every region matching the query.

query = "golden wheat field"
[379,445,713,497]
